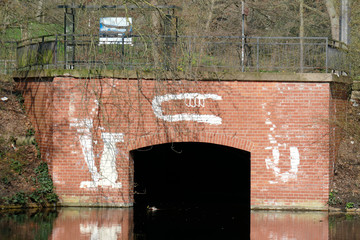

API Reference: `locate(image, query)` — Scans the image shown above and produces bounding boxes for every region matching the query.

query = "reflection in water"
[80,223,122,239]
[50,208,133,240]
[329,214,360,240]
[2,208,360,239]
[0,209,58,240]
[251,211,329,240]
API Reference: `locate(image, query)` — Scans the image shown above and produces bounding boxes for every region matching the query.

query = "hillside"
[332,135,360,209]
[330,96,360,209]
[0,79,57,206]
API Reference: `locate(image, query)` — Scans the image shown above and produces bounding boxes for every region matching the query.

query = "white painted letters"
[152,93,222,125]
[70,119,123,189]
[262,104,300,183]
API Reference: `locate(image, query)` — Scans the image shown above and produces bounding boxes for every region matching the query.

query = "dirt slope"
[0,79,43,204]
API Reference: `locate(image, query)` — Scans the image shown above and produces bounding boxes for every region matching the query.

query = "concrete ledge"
[58,202,133,208]
[0,203,57,210]
[58,195,133,208]
[251,201,329,211]
[251,206,328,211]
[346,208,360,214]
[13,69,351,84]
[328,207,343,212]
[351,91,360,100]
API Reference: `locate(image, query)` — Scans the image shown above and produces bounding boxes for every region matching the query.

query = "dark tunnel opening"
[131,142,250,239]
[132,142,250,208]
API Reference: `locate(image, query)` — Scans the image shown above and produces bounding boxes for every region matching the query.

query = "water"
[0,207,359,240]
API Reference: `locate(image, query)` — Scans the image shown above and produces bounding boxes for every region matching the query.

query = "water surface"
[1,207,359,239]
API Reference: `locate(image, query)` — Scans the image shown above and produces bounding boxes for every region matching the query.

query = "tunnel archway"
[131,142,250,208]
[130,142,251,238]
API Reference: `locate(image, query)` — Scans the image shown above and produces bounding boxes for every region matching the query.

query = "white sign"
[99,17,132,44]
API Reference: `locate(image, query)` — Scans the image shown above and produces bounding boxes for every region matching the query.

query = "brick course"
[16,73,349,210]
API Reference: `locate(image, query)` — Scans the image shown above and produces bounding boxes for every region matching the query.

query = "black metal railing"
[12,34,350,74]
[0,41,17,74]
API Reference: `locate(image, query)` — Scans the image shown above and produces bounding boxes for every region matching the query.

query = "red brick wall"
[16,79,54,168]
[16,74,349,209]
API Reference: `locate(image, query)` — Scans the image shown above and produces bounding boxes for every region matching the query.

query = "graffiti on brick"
[70,118,123,188]
[262,104,300,184]
[152,93,222,125]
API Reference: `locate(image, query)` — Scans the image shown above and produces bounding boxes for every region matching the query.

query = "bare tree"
[36,0,45,23]
[325,0,340,40]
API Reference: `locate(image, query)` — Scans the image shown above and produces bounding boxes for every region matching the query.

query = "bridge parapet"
[13,35,350,75]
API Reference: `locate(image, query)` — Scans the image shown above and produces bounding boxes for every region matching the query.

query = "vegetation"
[0,0,360,209]
[0,81,58,207]
[0,137,58,207]
[30,162,58,205]
[328,191,342,206]
[0,137,58,206]
[346,202,355,209]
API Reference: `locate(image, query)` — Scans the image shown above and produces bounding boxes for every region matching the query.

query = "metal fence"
[0,41,17,75]
[327,40,349,73]
[13,34,349,74]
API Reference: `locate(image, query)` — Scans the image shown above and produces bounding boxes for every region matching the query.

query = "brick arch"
[127,131,254,153]
[17,74,345,209]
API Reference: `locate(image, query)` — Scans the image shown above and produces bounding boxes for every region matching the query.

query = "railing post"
[15,41,18,70]
[71,34,75,69]
[256,37,259,72]
[122,36,125,69]
[41,36,45,68]
[55,35,58,69]
[241,1,245,72]
[188,37,192,73]
[241,36,245,72]
[64,34,67,69]
[325,38,328,73]
[300,37,304,73]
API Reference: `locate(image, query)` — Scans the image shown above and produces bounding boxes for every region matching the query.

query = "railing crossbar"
[0,34,348,74]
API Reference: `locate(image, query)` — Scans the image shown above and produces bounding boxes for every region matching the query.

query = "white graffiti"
[185,95,206,107]
[70,119,123,189]
[80,223,122,240]
[152,93,222,125]
[263,105,300,183]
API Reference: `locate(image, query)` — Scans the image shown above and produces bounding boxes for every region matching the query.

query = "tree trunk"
[197,0,215,69]
[150,0,161,69]
[340,0,350,44]
[300,0,304,72]
[325,0,340,41]
[36,0,44,23]
[204,0,216,34]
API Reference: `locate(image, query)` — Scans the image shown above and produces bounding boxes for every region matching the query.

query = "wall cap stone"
[13,69,351,84]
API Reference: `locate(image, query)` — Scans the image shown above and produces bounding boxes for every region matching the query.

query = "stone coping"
[13,69,351,84]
